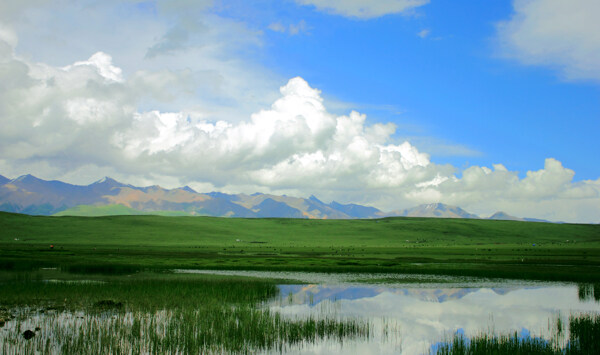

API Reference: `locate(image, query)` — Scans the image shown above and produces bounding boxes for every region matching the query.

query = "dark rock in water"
[23,330,35,340]
[0,318,5,327]
[35,326,41,331]
[93,300,123,309]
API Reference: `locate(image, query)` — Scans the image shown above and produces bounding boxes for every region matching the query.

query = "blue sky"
[0,0,599,222]
[241,0,599,178]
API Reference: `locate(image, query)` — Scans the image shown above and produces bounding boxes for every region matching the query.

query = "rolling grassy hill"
[1,212,598,281]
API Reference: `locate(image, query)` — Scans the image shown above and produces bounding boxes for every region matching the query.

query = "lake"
[178,270,600,354]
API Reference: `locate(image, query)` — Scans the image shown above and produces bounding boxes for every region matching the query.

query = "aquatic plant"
[0,271,371,354]
[1,307,370,354]
[433,313,600,355]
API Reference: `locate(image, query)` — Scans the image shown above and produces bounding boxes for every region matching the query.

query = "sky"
[0,0,599,222]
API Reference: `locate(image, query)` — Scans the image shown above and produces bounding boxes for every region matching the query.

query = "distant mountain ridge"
[488,211,549,223]
[0,174,547,221]
[393,203,480,219]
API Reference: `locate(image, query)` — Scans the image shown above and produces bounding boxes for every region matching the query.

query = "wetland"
[1,268,599,354]
[1,212,599,353]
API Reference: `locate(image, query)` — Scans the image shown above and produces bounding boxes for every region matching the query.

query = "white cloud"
[268,20,309,36]
[6,0,280,124]
[268,22,286,33]
[0,23,17,48]
[407,159,600,222]
[114,77,429,191]
[295,0,429,19]
[417,29,430,38]
[0,0,49,23]
[497,0,600,81]
[66,52,123,82]
[289,20,309,35]
[145,0,214,58]
[0,28,598,222]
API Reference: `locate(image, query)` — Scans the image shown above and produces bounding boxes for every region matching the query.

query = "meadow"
[1,212,600,354]
[1,212,599,282]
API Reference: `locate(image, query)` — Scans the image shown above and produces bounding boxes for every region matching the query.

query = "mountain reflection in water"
[267,283,600,355]
[177,270,600,354]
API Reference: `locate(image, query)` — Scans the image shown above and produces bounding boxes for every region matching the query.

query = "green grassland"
[1,212,599,281]
[53,204,192,217]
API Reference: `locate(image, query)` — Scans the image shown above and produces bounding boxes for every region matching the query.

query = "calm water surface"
[179,270,600,355]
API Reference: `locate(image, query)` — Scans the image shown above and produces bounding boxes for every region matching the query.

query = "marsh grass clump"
[0,271,278,311]
[433,313,600,355]
[567,313,600,354]
[434,332,557,355]
[0,271,371,354]
[1,307,370,354]
[577,284,600,302]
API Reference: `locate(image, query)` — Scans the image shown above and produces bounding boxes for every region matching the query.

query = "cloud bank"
[497,0,600,81]
[0,31,598,222]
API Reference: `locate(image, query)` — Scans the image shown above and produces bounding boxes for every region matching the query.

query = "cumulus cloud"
[407,159,600,222]
[113,77,430,191]
[6,0,278,126]
[497,0,600,81]
[66,52,124,82]
[295,0,429,19]
[0,36,599,222]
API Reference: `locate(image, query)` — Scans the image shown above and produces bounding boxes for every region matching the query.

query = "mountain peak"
[90,177,127,192]
[12,174,37,183]
[180,186,196,193]
[308,195,324,204]
[93,176,118,185]
[400,203,479,219]
[424,202,449,210]
[328,200,381,218]
[489,211,524,221]
[0,174,553,221]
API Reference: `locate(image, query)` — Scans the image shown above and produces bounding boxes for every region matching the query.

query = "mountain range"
[0,174,545,221]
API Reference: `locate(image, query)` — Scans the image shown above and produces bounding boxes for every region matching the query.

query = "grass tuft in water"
[433,313,600,355]
[0,271,371,354]
[567,313,600,354]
